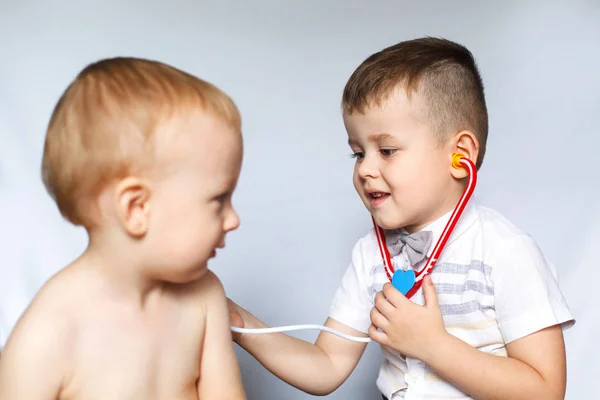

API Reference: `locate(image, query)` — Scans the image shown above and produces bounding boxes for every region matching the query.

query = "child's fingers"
[227,298,244,328]
[368,324,388,345]
[382,282,408,307]
[370,306,389,330]
[374,290,396,317]
[422,276,440,311]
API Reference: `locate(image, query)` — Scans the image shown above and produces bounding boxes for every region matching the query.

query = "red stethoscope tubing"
[372,156,477,299]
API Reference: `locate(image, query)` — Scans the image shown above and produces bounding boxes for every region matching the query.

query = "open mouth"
[368,192,390,206]
[211,243,225,258]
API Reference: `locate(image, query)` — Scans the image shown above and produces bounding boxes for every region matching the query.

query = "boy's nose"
[356,155,379,180]
[224,208,240,232]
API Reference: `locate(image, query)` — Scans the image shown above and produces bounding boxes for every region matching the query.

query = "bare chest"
[60,304,205,400]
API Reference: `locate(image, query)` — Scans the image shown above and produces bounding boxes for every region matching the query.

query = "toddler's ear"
[449,130,479,179]
[115,177,152,237]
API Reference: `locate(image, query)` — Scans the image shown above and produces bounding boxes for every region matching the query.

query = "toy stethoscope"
[231,153,477,343]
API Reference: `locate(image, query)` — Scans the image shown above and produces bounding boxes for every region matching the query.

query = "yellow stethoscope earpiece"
[452,152,466,169]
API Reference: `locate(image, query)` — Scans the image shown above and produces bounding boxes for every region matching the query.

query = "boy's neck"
[79,236,167,309]
[404,182,466,233]
[404,207,452,234]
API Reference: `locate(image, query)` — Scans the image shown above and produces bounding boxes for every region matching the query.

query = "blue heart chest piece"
[392,269,416,295]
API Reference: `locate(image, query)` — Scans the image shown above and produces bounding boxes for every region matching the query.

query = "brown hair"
[342,37,488,169]
[42,57,240,227]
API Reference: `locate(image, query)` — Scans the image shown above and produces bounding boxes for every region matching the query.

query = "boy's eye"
[380,148,397,157]
[350,151,364,160]
[215,193,229,203]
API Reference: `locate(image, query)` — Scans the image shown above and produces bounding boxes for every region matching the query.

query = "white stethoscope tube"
[231,155,476,344]
[231,325,372,343]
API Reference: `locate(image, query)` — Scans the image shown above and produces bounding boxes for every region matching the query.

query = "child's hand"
[368,275,449,361]
[227,298,245,342]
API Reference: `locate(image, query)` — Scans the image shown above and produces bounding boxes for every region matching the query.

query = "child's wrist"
[234,311,264,344]
[420,330,454,365]
[239,308,259,329]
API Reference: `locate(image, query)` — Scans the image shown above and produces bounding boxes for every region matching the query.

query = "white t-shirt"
[329,201,574,400]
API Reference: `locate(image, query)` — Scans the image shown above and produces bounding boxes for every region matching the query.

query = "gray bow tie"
[384,230,433,266]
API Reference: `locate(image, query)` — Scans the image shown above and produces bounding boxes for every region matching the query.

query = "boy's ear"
[449,131,479,179]
[115,177,152,238]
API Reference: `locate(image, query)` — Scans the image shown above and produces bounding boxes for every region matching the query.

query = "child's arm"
[0,305,66,399]
[230,300,368,396]
[425,322,565,400]
[196,272,247,400]
[371,277,567,400]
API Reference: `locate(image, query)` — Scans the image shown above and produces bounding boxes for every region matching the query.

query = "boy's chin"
[160,264,210,284]
[186,264,210,282]
[371,214,405,231]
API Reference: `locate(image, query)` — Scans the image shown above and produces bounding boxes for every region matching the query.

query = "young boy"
[229,37,574,399]
[0,57,247,399]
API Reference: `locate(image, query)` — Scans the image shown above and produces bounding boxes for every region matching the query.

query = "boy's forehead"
[345,85,422,114]
[159,110,238,149]
[153,111,242,174]
[344,91,425,137]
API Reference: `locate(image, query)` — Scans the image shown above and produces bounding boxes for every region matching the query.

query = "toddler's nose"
[224,208,240,232]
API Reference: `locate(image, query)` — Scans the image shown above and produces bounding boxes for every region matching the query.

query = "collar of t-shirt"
[396,198,479,260]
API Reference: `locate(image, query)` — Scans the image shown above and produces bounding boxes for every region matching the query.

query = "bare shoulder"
[196,270,226,296]
[179,270,227,307]
[0,267,78,396]
[166,270,229,343]
[5,267,77,351]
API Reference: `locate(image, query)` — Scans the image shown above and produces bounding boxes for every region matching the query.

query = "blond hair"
[342,37,488,169]
[42,57,240,227]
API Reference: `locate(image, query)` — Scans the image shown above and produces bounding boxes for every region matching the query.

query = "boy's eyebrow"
[348,133,394,146]
[369,133,394,142]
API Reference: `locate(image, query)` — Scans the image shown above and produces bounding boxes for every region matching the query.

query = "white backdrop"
[1,1,598,399]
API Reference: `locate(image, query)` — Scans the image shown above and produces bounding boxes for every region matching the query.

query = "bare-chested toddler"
[0,57,247,400]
